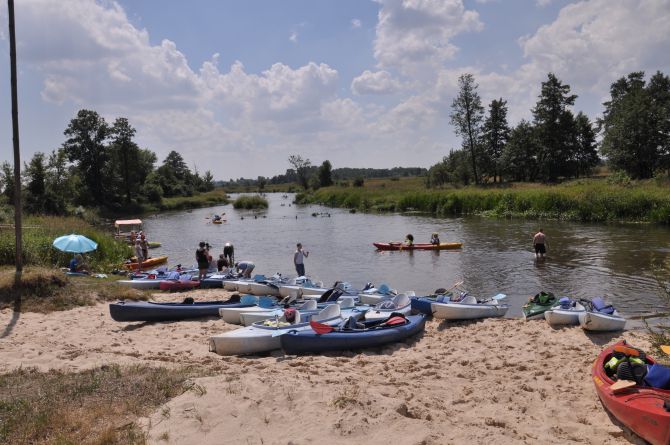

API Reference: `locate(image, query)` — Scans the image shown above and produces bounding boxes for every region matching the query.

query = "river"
[143,193,670,319]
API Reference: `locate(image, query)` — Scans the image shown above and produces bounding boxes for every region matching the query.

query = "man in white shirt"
[294,243,309,276]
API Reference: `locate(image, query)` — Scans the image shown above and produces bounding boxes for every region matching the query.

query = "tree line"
[431,70,670,186]
[0,109,215,215]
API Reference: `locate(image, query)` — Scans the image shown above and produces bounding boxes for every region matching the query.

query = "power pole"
[8,0,23,275]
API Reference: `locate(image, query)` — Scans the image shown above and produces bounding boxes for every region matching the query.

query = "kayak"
[373,242,462,251]
[544,298,586,327]
[431,293,508,320]
[579,297,626,332]
[364,293,412,321]
[280,314,426,354]
[592,341,670,445]
[209,304,343,356]
[109,295,255,322]
[522,291,559,320]
[239,300,319,326]
[411,292,454,315]
[122,256,168,271]
[117,278,163,290]
[159,279,200,291]
[218,296,279,324]
[358,284,398,305]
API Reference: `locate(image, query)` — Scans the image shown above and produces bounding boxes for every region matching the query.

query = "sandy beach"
[0,288,652,444]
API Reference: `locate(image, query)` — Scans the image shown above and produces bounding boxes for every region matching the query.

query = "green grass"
[0,364,202,445]
[296,177,670,224]
[153,188,229,212]
[0,215,132,270]
[232,194,269,209]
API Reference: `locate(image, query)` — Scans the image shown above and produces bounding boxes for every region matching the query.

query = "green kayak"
[522,291,559,320]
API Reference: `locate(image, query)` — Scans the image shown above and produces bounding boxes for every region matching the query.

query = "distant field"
[296,177,670,224]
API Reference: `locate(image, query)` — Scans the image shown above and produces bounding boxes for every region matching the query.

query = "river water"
[143,193,670,319]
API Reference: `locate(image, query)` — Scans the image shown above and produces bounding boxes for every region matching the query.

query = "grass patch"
[296,177,670,224]
[232,194,269,210]
[0,215,132,270]
[154,188,229,212]
[0,267,148,313]
[647,265,670,363]
[0,364,200,445]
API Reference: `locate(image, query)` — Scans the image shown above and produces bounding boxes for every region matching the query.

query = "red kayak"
[373,242,462,251]
[592,341,670,445]
[159,280,200,291]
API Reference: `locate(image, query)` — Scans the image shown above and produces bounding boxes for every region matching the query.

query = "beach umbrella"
[52,234,98,253]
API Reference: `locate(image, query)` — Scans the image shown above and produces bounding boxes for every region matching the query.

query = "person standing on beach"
[134,239,144,268]
[533,229,547,259]
[196,241,209,280]
[140,235,149,260]
[294,243,309,276]
[223,242,235,265]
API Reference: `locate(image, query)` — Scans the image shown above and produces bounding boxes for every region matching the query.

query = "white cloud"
[536,0,552,6]
[351,18,362,28]
[351,70,402,95]
[372,0,483,74]
[289,31,298,43]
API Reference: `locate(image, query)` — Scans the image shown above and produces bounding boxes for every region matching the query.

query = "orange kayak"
[373,242,462,251]
[123,256,169,271]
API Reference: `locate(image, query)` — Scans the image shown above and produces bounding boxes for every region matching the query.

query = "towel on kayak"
[645,364,670,389]
[591,297,615,315]
[559,297,572,310]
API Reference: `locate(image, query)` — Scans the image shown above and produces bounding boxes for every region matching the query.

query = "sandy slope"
[0,289,652,444]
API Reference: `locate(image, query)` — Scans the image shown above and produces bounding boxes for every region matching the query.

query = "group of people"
[195,241,311,281]
[403,233,441,246]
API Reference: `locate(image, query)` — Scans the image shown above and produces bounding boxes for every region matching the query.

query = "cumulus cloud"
[373,0,483,74]
[351,70,402,95]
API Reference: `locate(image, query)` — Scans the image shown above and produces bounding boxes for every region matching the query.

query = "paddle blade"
[310,320,334,334]
[661,345,670,356]
[384,316,407,326]
[492,293,507,300]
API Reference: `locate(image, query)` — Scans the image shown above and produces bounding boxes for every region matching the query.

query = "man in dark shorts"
[196,241,209,280]
[533,229,546,259]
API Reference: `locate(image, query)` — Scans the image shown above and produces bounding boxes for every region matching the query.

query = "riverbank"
[296,177,670,224]
[0,287,656,444]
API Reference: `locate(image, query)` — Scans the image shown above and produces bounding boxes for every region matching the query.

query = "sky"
[0,0,669,181]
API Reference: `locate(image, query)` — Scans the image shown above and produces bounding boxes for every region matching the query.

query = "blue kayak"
[109,295,254,322]
[411,293,454,315]
[280,314,426,354]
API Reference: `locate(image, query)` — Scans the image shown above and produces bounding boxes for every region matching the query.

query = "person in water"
[223,242,235,265]
[405,234,414,246]
[430,233,440,245]
[294,243,309,276]
[533,228,547,259]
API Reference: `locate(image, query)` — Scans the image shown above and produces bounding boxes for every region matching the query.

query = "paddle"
[310,320,334,334]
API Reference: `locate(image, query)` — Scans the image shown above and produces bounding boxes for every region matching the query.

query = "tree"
[500,120,540,182]
[532,73,577,182]
[318,160,334,187]
[574,112,599,177]
[480,98,510,183]
[62,109,110,204]
[427,150,473,186]
[288,155,312,189]
[155,151,193,196]
[201,171,215,192]
[0,162,15,203]
[451,73,485,184]
[108,118,141,204]
[600,71,670,178]
[24,152,47,213]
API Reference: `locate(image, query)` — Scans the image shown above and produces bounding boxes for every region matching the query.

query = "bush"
[353,177,364,187]
[232,194,269,209]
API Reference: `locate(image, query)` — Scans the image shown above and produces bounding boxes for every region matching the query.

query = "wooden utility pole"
[8,0,23,275]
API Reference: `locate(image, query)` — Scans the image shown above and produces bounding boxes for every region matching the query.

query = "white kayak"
[239,300,318,326]
[358,284,399,305]
[218,296,280,324]
[431,294,508,320]
[209,305,342,356]
[544,300,586,327]
[578,297,626,332]
[247,281,282,296]
[365,294,412,321]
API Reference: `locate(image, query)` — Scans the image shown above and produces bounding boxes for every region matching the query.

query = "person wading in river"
[533,229,547,259]
[294,243,309,277]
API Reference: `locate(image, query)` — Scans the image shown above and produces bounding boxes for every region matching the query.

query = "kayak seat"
[378,284,390,295]
[558,297,572,310]
[337,296,355,309]
[378,300,397,310]
[461,295,478,305]
[300,300,318,311]
[591,297,615,315]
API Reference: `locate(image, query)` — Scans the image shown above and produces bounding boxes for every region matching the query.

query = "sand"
[0,289,653,444]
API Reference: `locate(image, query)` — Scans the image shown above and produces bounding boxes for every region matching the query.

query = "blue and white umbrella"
[52,234,98,253]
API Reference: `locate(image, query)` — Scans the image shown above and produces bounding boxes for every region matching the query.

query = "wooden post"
[8,0,22,275]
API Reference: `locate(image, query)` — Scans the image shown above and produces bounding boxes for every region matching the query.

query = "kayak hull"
[431,301,509,320]
[116,279,162,290]
[159,280,200,291]
[280,314,426,354]
[544,303,586,327]
[373,242,462,251]
[109,299,251,322]
[592,341,670,445]
[247,282,281,296]
[579,310,626,332]
[364,303,412,321]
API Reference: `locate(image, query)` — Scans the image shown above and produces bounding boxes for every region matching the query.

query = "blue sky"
[1,0,669,180]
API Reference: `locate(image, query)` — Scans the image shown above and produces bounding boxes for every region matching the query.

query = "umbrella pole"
[8,0,23,277]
